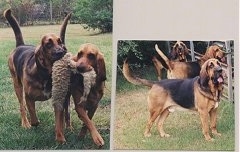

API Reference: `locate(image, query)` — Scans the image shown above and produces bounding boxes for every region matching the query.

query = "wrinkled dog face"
[74,43,100,73]
[215,48,226,64]
[172,41,189,61]
[206,59,224,85]
[42,33,67,62]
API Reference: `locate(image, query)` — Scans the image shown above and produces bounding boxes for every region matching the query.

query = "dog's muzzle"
[52,48,67,61]
[76,63,93,73]
[212,67,224,84]
[217,56,226,64]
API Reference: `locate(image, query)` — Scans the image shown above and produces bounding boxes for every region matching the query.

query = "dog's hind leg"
[144,110,160,137]
[152,56,164,80]
[157,108,170,138]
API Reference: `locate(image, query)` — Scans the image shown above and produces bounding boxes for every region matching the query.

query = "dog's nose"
[56,51,65,57]
[77,64,92,73]
[77,65,86,73]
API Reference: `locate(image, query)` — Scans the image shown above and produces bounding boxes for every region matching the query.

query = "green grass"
[0,24,111,150]
[114,66,235,151]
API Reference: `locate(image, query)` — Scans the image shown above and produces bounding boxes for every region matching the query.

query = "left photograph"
[0,0,112,150]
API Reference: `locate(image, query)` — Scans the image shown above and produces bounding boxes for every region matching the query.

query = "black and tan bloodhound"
[4,9,71,132]
[54,43,106,146]
[123,58,224,141]
[154,44,226,79]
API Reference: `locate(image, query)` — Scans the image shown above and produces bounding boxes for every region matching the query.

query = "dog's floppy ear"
[182,43,190,55]
[207,46,219,58]
[199,60,210,89]
[35,45,44,62]
[96,53,106,82]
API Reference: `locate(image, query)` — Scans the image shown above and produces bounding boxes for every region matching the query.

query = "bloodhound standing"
[123,58,224,141]
[4,9,70,134]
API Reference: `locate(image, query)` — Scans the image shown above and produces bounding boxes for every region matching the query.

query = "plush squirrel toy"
[52,52,96,110]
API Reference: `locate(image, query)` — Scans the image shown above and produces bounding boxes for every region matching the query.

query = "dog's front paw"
[21,121,31,129]
[31,120,40,127]
[205,135,214,142]
[160,133,170,138]
[91,131,104,147]
[212,130,221,136]
[56,135,66,144]
[144,131,151,137]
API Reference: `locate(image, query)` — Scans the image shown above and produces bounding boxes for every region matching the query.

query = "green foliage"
[117,40,142,64]
[73,0,113,33]
[0,0,113,32]
[117,40,169,70]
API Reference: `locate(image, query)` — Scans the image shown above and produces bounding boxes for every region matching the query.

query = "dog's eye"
[57,38,62,45]
[209,62,214,68]
[88,53,96,60]
[78,52,83,58]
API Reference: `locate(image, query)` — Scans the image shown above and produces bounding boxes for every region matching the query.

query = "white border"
[112,0,239,151]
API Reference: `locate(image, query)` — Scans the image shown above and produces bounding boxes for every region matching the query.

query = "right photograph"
[113,40,235,150]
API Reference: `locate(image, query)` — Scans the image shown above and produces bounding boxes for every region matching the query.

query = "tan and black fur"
[123,58,224,141]
[152,41,190,80]
[154,44,226,79]
[4,9,71,132]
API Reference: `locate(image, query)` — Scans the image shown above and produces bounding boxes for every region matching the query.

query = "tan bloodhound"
[54,43,107,146]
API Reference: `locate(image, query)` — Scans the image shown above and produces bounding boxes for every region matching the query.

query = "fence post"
[225,41,234,102]
[190,41,195,61]
[166,41,171,53]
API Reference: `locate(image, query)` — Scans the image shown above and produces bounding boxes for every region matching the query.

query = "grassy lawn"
[0,24,111,150]
[113,67,235,151]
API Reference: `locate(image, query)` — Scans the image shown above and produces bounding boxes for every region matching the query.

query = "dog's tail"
[60,12,72,44]
[154,44,173,71]
[4,9,24,47]
[122,59,155,87]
